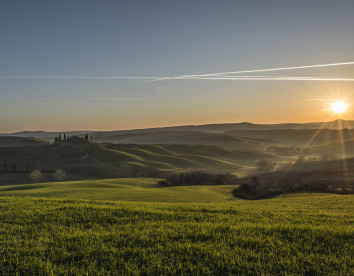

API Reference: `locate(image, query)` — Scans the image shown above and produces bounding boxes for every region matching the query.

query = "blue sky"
[1,0,354,132]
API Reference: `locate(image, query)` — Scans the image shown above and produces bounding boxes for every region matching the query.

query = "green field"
[0,178,236,202]
[0,178,353,274]
[0,194,352,275]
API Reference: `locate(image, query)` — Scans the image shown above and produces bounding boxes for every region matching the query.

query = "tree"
[30,170,44,182]
[26,161,30,173]
[53,169,66,181]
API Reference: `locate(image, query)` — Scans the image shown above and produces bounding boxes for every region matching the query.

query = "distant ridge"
[1,119,354,139]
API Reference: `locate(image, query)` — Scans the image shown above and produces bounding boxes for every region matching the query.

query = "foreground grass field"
[0,193,353,275]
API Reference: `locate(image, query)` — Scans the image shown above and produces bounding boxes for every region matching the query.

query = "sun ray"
[271,119,332,187]
[337,120,349,185]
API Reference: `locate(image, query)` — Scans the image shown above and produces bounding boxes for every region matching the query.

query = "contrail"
[175,77,354,81]
[148,61,354,82]
[27,102,225,110]
[1,61,354,82]
[0,74,328,79]
[0,75,161,80]
[2,75,354,81]
[304,98,343,101]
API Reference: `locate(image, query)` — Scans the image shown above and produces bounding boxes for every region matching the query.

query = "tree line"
[0,161,30,174]
[54,133,93,144]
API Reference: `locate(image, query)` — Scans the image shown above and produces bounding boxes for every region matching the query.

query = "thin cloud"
[27,102,225,110]
[90,97,149,101]
[175,77,354,81]
[2,61,354,83]
[148,61,354,82]
[304,98,340,101]
[0,75,161,80]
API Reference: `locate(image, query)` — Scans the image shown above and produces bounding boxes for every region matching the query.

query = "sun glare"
[330,100,348,114]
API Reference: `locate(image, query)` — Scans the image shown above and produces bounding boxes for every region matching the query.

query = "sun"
[330,100,348,114]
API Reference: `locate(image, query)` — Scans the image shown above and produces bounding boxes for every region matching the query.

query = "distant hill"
[92,130,272,150]
[2,119,354,140]
[0,130,90,139]
[0,136,47,147]
[226,128,354,145]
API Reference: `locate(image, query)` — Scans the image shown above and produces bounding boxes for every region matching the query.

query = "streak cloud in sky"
[1,61,354,82]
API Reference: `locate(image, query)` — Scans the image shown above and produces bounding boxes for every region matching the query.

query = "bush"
[53,169,66,181]
[30,170,43,183]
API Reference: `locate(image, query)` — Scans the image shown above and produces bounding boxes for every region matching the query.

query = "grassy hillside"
[0,178,237,202]
[100,143,280,167]
[92,130,271,150]
[0,136,47,147]
[0,139,282,184]
[0,194,352,274]
[0,140,117,183]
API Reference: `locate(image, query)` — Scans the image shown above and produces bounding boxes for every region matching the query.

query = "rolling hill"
[0,136,47,147]
[0,138,282,185]
[0,178,237,202]
[225,128,354,146]
[92,130,273,150]
[2,119,354,140]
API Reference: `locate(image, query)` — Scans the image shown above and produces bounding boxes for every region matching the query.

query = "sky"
[1,0,354,132]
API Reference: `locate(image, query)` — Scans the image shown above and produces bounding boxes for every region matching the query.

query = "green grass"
[0,193,352,275]
[0,178,236,202]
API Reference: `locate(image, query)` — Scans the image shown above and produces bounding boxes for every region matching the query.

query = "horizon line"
[1,119,352,135]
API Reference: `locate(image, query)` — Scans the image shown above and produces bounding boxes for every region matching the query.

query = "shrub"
[30,170,43,183]
[53,169,66,181]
